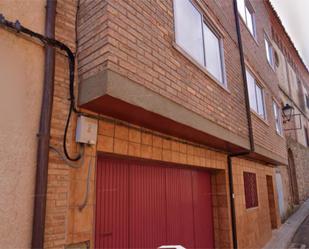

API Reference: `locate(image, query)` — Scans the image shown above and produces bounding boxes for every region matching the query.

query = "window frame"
[246,69,267,120]
[304,126,309,147]
[264,34,275,69]
[305,94,309,110]
[273,100,283,136]
[243,172,259,209]
[172,0,227,87]
[237,0,257,38]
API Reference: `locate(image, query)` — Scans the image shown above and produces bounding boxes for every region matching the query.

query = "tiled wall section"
[97,119,227,169]
[65,118,234,248]
[232,158,281,249]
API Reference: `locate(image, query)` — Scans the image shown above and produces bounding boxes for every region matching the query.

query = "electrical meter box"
[76,115,98,145]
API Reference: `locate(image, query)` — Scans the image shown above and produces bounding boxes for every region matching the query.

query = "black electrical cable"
[0,14,82,161]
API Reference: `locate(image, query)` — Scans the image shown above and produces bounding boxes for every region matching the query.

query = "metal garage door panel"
[166,168,195,249]
[95,158,129,249]
[129,160,167,248]
[95,157,214,249]
[192,171,214,249]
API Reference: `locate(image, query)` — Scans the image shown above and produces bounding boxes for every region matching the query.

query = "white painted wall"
[0,1,45,248]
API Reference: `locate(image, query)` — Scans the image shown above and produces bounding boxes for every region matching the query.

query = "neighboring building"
[0,0,308,249]
[268,1,309,209]
[0,1,45,248]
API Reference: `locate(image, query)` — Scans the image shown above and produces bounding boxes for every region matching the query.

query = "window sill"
[251,110,269,126]
[246,206,259,211]
[275,130,284,139]
[267,60,275,73]
[172,42,231,94]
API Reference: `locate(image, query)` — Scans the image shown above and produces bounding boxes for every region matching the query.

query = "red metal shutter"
[95,156,214,249]
[129,161,167,248]
[95,157,129,249]
[192,170,214,249]
[165,167,195,248]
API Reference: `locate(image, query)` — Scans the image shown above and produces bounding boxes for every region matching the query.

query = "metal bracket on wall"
[284,113,302,131]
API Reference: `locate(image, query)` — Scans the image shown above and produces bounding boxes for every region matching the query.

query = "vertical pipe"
[227,1,256,248]
[232,0,254,152]
[228,156,238,249]
[32,1,57,248]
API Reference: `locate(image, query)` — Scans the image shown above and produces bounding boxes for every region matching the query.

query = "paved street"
[264,199,309,249]
[289,214,309,249]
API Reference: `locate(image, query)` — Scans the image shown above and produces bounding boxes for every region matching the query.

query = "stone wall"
[287,137,309,202]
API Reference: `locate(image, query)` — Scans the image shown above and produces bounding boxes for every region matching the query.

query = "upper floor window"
[243,172,258,209]
[305,94,309,109]
[304,127,309,147]
[237,0,256,37]
[173,0,225,85]
[265,36,274,68]
[246,69,266,119]
[273,101,283,135]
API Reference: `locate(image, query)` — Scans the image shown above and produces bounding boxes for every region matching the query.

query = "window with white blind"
[265,37,274,68]
[246,69,266,119]
[237,0,256,37]
[273,101,283,135]
[173,0,226,85]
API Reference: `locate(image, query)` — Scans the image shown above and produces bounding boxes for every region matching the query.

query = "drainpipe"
[228,0,255,248]
[32,1,57,248]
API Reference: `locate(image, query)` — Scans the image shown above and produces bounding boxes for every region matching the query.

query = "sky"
[270,0,309,70]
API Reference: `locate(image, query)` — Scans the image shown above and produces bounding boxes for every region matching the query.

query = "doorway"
[288,149,299,205]
[266,175,278,229]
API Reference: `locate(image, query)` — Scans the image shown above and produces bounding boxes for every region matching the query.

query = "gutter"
[32,1,57,248]
[228,1,255,248]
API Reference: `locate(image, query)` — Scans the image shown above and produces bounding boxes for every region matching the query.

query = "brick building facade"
[46,0,285,248]
[1,0,309,249]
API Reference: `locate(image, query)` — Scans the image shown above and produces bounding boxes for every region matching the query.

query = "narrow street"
[264,199,309,249]
[289,214,309,249]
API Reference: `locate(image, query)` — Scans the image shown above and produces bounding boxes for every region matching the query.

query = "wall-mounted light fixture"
[282,103,294,123]
[282,103,302,131]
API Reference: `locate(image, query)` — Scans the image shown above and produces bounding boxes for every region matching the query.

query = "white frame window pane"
[265,38,273,66]
[203,23,223,83]
[245,7,254,35]
[256,84,265,118]
[174,0,204,65]
[246,70,257,112]
[246,69,266,119]
[273,102,282,135]
[237,0,246,20]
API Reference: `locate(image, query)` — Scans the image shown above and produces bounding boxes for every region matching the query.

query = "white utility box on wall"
[75,115,98,145]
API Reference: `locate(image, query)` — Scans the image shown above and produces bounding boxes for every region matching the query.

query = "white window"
[265,37,274,67]
[173,0,225,85]
[246,70,266,119]
[174,0,204,65]
[203,23,223,83]
[237,0,256,37]
[273,101,283,135]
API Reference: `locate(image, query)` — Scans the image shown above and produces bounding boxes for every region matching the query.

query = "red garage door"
[95,156,214,249]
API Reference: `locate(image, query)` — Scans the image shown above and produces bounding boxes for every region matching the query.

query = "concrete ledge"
[79,70,250,153]
[79,69,287,165]
[254,144,288,166]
